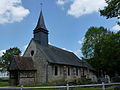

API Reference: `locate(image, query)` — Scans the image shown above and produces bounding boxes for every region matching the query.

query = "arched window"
[76,68,78,76]
[55,66,58,76]
[31,50,34,56]
[68,67,70,76]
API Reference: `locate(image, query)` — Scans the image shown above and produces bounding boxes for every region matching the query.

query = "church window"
[31,50,34,56]
[76,68,78,76]
[60,66,63,75]
[68,67,70,76]
[55,66,58,76]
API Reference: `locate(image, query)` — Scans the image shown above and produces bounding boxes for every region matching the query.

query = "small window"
[31,50,34,56]
[55,66,58,76]
[76,68,78,76]
[68,67,70,76]
[60,66,63,75]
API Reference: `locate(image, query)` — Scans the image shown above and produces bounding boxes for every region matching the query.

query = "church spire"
[35,10,47,30]
[33,9,48,46]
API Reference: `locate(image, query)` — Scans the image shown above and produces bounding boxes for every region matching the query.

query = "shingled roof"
[33,39,94,70]
[8,56,36,71]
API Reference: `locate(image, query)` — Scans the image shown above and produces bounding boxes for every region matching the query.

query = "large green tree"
[82,27,108,59]
[94,32,120,76]
[82,27,120,77]
[0,47,21,72]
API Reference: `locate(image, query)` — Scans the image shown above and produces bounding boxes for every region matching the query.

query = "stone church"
[8,10,97,86]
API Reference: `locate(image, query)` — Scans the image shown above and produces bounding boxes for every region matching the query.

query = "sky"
[0,0,120,58]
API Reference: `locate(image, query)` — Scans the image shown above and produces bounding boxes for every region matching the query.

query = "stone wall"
[47,64,97,84]
[19,78,35,86]
[47,64,93,83]
[19,71,36,86]
[23,40,48,84]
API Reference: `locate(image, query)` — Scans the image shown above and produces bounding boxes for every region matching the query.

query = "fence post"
[20,85,23,90]
[66,84,69,90]
[102,82,105,90]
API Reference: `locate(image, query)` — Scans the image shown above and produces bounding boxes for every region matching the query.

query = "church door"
[10,71,19,86]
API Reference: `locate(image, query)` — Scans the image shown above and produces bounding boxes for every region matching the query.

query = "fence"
[0,82,120,90]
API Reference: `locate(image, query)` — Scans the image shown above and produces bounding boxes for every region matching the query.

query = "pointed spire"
[35,10,47,30]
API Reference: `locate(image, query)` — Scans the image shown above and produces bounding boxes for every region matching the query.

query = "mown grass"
[0,78,114,90]
[0,82,9,86]
[0,77,9,86]
[0,82,114,90]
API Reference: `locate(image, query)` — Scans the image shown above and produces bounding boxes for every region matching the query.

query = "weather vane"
[40,2,43,9]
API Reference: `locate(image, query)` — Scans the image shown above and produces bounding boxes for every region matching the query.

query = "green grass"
[0,88,113,90]
[72,88,114,90]
[0,80,114,90]
[0,77,9,81]
[0,82,9,86]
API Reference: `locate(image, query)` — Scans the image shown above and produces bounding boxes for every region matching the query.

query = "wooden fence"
[0,82,120,90]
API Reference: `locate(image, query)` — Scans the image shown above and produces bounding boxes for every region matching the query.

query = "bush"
[0,77,9,82]
[111,76,120,82]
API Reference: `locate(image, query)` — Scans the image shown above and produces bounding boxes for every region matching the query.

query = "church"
[8,10,97,86]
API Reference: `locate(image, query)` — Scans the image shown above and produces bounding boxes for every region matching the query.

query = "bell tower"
[33,10,48,46]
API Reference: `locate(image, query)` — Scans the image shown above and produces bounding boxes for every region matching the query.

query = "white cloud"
[0,50,6,56]
[56,0,67,5]
[78,37,84,45]
[112,24,120,31]
[23,44,28,50]
[67,0,107,18]
[49,42,53,45]
[73,49,82,58]
[21,44,28,56]
[0,0,30,24]
[61,47,82,58]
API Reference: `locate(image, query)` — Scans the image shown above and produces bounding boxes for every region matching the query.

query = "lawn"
[0,78,114,90]
[0,82,9,86]
[0,82,114,90]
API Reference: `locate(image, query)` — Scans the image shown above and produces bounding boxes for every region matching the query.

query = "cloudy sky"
[0,0,119,58]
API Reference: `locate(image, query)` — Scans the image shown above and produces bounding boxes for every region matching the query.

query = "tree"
[94,33,120,76]
[82,27,120,77]
[0,47,21,72]
[82,27,108,59]
[100,0,120,24]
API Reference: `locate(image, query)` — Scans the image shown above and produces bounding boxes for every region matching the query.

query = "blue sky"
[0,0,119,58]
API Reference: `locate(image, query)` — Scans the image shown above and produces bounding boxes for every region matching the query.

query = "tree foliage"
[0,47,21,72]
[82,27,108,59]
[100,0,120,24]
[82,27,120,77]
[100,0,120,19]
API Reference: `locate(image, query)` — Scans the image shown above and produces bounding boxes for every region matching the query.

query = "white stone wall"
[47,65,97,83]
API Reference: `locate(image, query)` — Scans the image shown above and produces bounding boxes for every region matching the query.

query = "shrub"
[111,76,120,82]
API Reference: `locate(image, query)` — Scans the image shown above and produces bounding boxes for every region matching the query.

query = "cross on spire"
[40,3,43,8]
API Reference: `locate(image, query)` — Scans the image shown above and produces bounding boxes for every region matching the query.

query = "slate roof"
[8,56,36,71]
[34,10,47,30]
[34,39,94,70]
